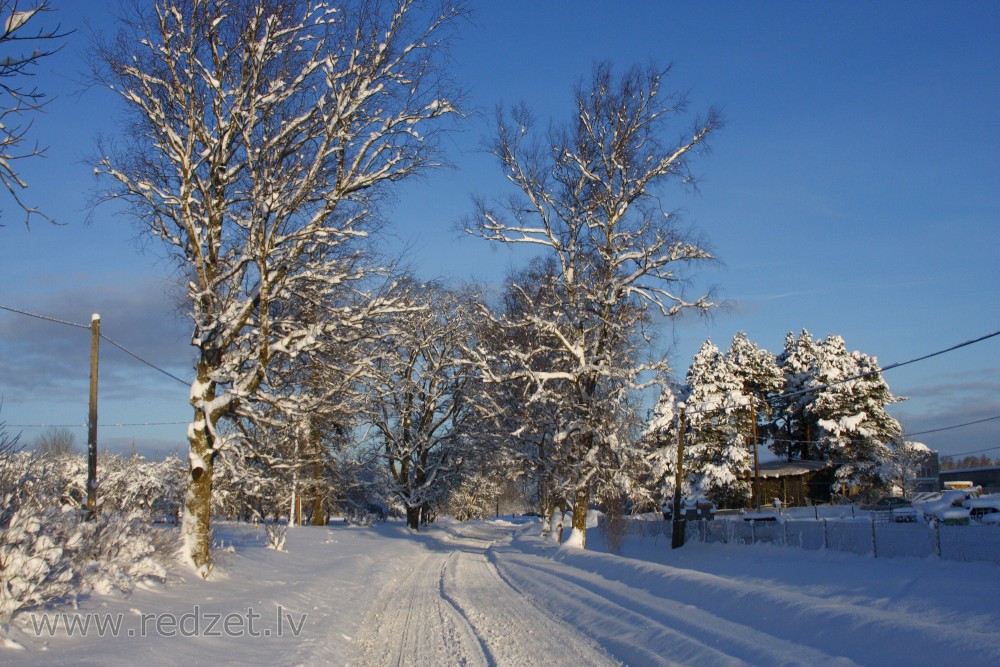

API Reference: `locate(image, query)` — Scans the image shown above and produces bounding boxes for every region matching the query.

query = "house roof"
[756,459,834,479]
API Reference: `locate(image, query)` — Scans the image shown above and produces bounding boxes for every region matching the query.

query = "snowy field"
[4,517,1000,666]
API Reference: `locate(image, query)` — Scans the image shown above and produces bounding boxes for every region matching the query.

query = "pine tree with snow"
[684,339,753,508]
[725,331,783,506]
[770,330,822,460]
[808,335,901,491]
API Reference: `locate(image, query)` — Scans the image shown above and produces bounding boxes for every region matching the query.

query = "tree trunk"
[540,494,556,538]
[184,353,222,574]
[184,403,215,574]
[569,486,589,548]
[311,494,325,526]
[406,505,420,530]
[311,455,325,526]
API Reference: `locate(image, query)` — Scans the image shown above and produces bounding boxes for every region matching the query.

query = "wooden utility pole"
[671,403,686,549]
[87,313,100,516]
[752,400,761,510]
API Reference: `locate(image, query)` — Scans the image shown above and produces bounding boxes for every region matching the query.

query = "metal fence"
[609,516,1000,565]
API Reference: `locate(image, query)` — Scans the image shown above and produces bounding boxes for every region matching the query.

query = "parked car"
[981,512,1000,526]
[741,507,786,523]
[662,497,716,521]
[962,496,1000,522]
[915,490,974,523]
[865,496,913,511]
[938,508,971,526]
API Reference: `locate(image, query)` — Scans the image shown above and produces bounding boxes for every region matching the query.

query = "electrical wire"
[7,422,188,428]
[1,302,190,387]
[4,301,999,443]
[0,304,89,330]
[902,414,1000,437]
[100,333,189,386]
[940,444,1000,458]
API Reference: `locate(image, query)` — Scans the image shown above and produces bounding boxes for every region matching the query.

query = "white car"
[962,496,1000,522]
[916,490,974,522]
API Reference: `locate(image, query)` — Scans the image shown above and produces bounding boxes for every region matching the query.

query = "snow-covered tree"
[32,426,78,457]
[95,0,461,571]
[769,330,822,460]
[0,0,68,225]
[808,335,901,490]
[475,258,577,537]
[467,62,719,548]
[882,438,930,499]
[684,339,752,507]
[725,331,783,506]
[361,281,483,529]
[769,330,902,492]
[726,331,783,438]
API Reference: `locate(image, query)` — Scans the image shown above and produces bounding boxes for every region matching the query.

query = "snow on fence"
[608,516,1000,565]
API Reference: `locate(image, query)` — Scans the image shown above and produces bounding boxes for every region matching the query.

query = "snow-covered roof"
[756,459,834,479]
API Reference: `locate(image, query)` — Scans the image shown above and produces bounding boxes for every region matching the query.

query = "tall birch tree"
[467,62,719,548]
[95,0,460,571]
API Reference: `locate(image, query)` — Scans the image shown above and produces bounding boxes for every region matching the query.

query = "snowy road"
[355,520,1000,667]
[354,522,619,666]
[7,519,999,666]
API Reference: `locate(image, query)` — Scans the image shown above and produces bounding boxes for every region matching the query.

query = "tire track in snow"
[354,551,489,667]
[491,539,1000,667]
[439,545,620,666]
[354,524,619,667]
[490,550,857,666]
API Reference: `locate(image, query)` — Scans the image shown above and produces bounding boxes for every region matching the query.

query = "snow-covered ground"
[4,517,1000,666]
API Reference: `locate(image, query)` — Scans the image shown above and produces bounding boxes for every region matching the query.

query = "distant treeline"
[940,455,999,471]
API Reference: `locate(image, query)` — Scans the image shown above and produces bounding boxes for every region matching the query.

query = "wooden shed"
[750,459,838,507]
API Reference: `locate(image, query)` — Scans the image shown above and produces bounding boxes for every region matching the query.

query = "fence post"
[823,518,829,550]
[934,521,942,559]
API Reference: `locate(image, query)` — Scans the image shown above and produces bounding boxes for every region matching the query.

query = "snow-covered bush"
[74,513,170,595]
[0,493,77,623]
[261,519,287,552]
[1,425,173,622]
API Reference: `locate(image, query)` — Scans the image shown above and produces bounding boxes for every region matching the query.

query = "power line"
[753,414,1000,447]
[768,329,1000,408]
[7,422,188,429]
[1,302,190,387]
[0,304,89,330]
[941,444,1000,458]
[902,414,1000,438]
[881,330,1000,373]
[100,332,189,386]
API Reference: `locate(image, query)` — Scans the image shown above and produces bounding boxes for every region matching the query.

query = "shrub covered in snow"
[0,492,76,623]
[0,429,175,624]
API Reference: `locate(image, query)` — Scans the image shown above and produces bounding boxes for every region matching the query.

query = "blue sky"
[0,1,998,460]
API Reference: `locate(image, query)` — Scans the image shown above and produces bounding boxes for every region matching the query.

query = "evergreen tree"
[808,335,901,490]
[685,340,752,507]
[770,330,821,460]
[726,331,783,506]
